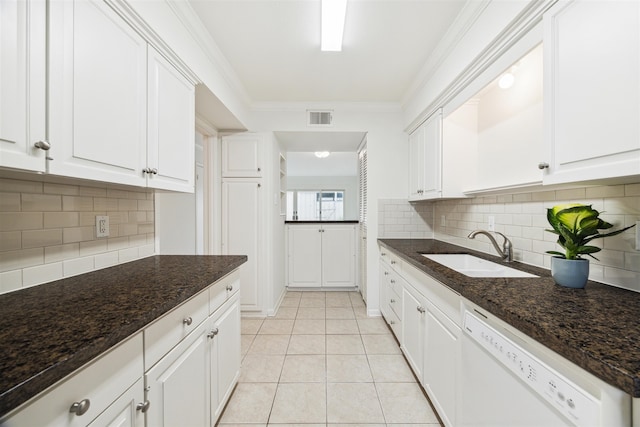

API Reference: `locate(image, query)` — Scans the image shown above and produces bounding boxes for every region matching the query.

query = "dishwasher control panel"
[464,311,600,425]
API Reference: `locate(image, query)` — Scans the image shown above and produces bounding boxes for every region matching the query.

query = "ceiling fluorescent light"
[321,0,347,51]
[315,151,330,158]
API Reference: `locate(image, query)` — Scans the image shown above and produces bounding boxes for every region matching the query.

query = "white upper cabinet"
[409,108,471,201]
[47,0,195,191]
[0,0,47,172]
[48,0,147,187]
[222,134,264,178]
[147,47,195,192]
[542,0,640,184]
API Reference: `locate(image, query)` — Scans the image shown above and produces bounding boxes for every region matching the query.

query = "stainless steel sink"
[421,254,538,278]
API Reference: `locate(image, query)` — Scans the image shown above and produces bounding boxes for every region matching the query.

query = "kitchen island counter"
[0,255,247,417]
[378,238,640,398]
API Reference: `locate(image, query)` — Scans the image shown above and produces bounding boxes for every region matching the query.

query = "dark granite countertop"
[0,255,247,417]
[378,238,640,398]
[285,220,359,224]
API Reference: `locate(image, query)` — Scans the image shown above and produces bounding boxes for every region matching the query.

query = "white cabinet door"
[408,110,444,201]
[0,0,47,172]
[145,320,210,427]
[222,179,262,311]
[543,0,640,184]
[287,225,323,287]
[423,303,460,427]
[222,134,264,177]
[87,378,144,427]
[401,286,425,381]
[321,225,356,287]
[210,294,241,423]
[48,0,147,186]
[147,47,195,192]
[408,126,425,200]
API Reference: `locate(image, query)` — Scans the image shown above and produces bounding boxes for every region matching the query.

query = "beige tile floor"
[217,290,441,427]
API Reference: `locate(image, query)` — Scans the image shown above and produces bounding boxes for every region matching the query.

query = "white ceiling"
[188,0,467,104]
[275,131,366,151]
[287,152,358,176]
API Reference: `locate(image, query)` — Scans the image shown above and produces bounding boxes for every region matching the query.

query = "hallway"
[217,291,441,426]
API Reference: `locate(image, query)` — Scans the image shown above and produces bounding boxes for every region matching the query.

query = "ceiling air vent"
[307,110,333,127]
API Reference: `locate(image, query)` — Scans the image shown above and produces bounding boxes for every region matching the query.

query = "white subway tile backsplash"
[0,212,43,231]
[625,183,640,196]
[586,185,625,198]
[64,256,95,277]
[119,247,139,263]
[0,192,21,211]
[22,229,63,249]
[23,262,63,287]
[556,188,586,200]
[0,270,22,294]
[0,178,155,293]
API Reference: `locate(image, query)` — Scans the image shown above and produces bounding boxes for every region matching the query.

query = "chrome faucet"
[468,230,513,262]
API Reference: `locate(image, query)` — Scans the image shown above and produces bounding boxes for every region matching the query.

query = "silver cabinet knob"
[538,162,549,170]
[136,400,151,413]
[390,279,395,284]
[70,399,90,416]
[390,299,395,303]
[34,140,51,151]
[151,168,158,174]
[384,271,389,276]
[143,167,151,174]
[381,252,386,256]
[226,285,233,292]
[183,317,193,326]
[207,328,219,339]
[417,306,426,314]
[390,260,396,265]
[257,167,261,172]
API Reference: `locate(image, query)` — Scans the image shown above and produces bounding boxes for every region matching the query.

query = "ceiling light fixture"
[321,0,347,52]
[314,151,330,158]
[498,64,518,89]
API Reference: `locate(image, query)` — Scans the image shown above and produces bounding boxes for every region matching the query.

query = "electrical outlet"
[636,221,640,251]
[441,215,446,227]
[96,215,109,238]
[488,215,495,232]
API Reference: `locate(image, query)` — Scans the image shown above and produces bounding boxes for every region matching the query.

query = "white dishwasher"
[459,302,632,427]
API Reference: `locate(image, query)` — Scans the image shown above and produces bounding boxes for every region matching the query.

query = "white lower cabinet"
[378,245,460,427]
[3,334,144,427]
[146,274,241,427]
[287,224,356,288]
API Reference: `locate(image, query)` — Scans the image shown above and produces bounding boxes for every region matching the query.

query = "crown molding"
[251,101,403,113]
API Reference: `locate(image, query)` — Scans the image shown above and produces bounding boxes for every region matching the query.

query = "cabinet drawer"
[388,271,402,300]
[387,307,401,339]
[209,270,240,315]
[4,333,143,427]
[389,291,401,318]
[144,289,209,370]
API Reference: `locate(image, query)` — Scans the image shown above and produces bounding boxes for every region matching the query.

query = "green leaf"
[546,251,566,258]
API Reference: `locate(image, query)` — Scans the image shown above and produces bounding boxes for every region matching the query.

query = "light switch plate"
[96,215,109,238]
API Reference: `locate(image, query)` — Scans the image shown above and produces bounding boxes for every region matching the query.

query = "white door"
[287,225,322,287]
[0,0,47,172]
[222,179,262,311]
[145,321,210,427]
[423,303,459,427]
[321,225,356,287]
[48,0,147,186]
[401,286,424,381]
[210,295,241,423]
[87,378,144,427]
[221,134,263,177]
[147,46,195,192]
[421,109,443,198]
[543,0,640,184]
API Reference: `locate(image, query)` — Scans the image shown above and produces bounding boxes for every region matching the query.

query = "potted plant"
[546,203,636,288]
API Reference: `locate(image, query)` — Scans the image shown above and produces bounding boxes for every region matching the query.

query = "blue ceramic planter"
[550,257,589,289]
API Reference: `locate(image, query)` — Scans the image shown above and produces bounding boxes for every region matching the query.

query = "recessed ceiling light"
[321,0,347,52]
[315,151,331,158]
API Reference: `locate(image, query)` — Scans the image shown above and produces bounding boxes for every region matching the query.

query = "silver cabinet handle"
[34,140,51,151]
[183,317,193,326]
[389,320,395,325]
[136,400,151,413]
[70,399,90,416]
[417,306,426,314]
[538,162,549,170]
[390,299,395,303]
[390,260,396,265]
[390,279,395,284]
[151,168,158,174]
[384,271,389,276]
[207,328,219,339]
[257,167,261,172]
[143,167,151,174]
[381,252,386,256]
[226,285,233,292]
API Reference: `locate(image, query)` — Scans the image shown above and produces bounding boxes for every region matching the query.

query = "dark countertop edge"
[377,238,640,398]
[0,255,247,418]
[285,220,359,224]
